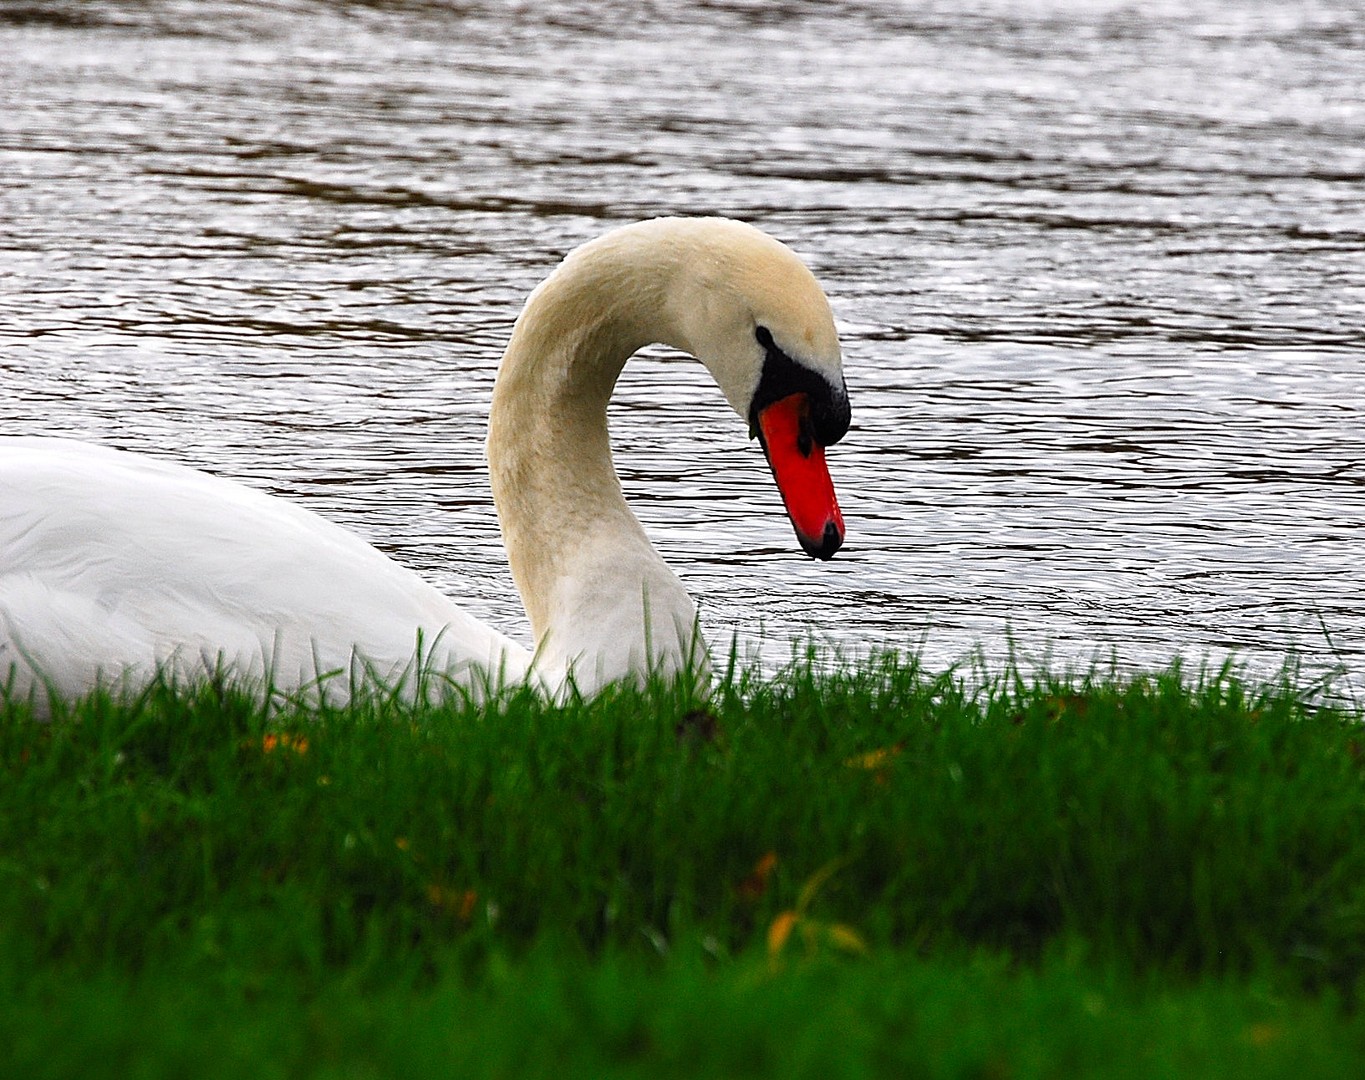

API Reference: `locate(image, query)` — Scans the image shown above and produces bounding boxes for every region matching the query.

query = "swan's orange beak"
[756,392,845,560]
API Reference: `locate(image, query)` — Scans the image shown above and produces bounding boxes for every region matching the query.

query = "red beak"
[756,392,845,560]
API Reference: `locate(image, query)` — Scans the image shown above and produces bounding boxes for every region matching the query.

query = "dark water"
[3,0,1363,692]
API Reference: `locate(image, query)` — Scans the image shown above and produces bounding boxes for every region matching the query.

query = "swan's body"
[1,438,536,701]
[1,217,849,706]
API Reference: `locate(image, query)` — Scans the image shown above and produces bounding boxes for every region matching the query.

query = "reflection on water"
[2,0,1363,691]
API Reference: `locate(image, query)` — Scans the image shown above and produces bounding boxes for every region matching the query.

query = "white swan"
[0,217,849,706]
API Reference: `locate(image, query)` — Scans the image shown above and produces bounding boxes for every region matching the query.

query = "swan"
[0,217,850,706]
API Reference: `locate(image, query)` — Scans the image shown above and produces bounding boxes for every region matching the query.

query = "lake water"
[3,0,1363,695]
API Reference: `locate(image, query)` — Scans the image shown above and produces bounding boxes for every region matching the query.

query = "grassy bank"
[4,654,1365,1076]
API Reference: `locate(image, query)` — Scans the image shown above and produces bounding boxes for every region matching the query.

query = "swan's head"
[651,218,850,560]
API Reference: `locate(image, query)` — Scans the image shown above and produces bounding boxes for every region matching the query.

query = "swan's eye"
[755,325,775,350]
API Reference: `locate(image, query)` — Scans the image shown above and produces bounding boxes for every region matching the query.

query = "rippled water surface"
[3,0,1363,689]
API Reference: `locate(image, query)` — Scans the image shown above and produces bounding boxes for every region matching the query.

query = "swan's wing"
[0,437,535,703]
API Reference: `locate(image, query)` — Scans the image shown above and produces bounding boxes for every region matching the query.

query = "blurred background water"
[3,0,1363,693]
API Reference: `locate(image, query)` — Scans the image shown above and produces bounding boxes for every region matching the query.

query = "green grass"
[4,653,1365,1077]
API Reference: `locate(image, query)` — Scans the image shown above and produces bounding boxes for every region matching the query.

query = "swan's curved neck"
[487,229,699,682]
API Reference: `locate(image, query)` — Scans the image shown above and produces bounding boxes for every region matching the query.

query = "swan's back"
[0,438,532,704]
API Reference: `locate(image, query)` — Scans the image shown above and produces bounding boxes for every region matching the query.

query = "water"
[3,0,1363,692]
